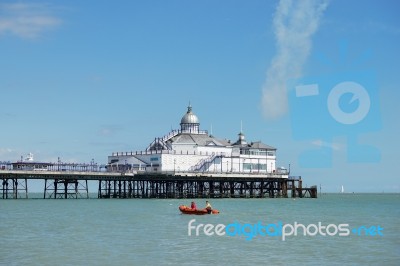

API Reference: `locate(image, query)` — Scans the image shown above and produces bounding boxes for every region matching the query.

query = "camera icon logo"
[327,81,370,125]
[288,71,381,168]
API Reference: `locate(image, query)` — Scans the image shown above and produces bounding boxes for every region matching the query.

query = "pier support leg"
[44,179,88,199]
[282,181,288,198]
[1,178,28,199]
[298,178,303,198]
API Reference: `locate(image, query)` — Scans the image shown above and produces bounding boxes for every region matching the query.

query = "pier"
[0,165,317,199]
[0,105,320,200]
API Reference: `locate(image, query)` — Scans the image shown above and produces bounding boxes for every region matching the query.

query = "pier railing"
[111,150,228,157]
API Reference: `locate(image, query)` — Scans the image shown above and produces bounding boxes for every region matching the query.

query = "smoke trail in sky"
[261,0,329,119]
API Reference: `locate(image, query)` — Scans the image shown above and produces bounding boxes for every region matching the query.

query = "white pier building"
[108,105,287,177]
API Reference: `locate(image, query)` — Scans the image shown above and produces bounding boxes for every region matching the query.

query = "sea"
[1,193,399,266]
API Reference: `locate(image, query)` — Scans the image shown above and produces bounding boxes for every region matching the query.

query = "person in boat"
[190,201,197,210]
[205,201,212,214]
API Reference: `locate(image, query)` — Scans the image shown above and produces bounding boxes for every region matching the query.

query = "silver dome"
[180,105,199,124]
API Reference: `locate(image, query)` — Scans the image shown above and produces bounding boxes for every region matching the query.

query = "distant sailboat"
[341,185,344,193]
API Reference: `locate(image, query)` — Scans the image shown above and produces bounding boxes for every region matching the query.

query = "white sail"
[341,185,344,193]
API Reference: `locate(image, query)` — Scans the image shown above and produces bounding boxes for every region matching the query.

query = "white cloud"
[0,147,19,161]
[261,0,329,119]
[0,3,62,39]
[98,125,124,137]
[0,147,13,155]
[311,139,341,151]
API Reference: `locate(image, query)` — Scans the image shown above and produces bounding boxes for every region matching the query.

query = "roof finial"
[238,121,246,144]
[187,101,192,113]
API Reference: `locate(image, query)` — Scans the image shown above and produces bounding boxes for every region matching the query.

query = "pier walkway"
[0,168,317,199]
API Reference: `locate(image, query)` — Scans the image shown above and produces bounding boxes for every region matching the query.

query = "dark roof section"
[248,141,276,150]
[168,133,231,147]
[232,141,276,150]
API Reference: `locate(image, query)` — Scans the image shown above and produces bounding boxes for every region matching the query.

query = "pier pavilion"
[108,104,283,176]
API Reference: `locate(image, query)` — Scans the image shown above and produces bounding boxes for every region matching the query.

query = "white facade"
[108,105,283,176]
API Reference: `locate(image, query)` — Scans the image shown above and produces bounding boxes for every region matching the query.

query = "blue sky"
[0,0,399,192]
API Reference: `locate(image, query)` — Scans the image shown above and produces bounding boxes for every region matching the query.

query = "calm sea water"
[1,194,399,265]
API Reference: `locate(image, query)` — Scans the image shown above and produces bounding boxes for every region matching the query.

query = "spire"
[238,120,247,145]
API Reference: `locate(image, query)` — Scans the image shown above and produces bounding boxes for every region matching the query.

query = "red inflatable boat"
[179,205,220,215]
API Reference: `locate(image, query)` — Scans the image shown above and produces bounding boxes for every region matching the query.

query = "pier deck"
[0,169,317,199]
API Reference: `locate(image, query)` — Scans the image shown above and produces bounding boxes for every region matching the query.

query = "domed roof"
[180,104,199,124]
